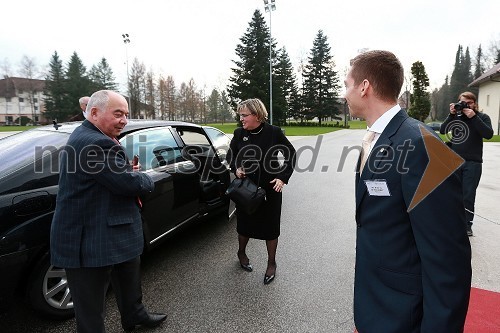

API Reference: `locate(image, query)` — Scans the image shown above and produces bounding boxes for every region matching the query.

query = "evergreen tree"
[408,61,431,122]
[434,76,452,121]
[302,30,340,125]
[449,45,472,101]
[228,10,275,120]
[43,51,67,121]
[274,47,300,125]
[469,45,485,96]
[219,90,233,123]
[473,45,485,79]
[207,88,221,123]
[64,52,91,119]
[88,57,118,91]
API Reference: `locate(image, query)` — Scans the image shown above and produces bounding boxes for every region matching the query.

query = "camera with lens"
[453,101,469,116]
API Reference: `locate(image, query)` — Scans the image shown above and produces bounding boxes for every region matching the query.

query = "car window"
[120,127,183,170]
[0,130,69,181]
[176,129,210,145]
[0,130,69,195]
[203,127,231,163]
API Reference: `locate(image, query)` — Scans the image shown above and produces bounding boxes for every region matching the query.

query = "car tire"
[26,253,75,320]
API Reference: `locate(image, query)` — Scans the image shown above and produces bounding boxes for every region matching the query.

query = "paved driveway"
[0,129,498,333]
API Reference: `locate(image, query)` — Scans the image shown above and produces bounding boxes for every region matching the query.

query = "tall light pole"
[122,33,132,118]
[263,0,276,125]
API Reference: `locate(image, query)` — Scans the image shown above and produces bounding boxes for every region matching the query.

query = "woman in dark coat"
[229,98,296,284]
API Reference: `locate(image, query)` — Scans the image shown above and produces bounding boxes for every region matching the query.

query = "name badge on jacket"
[364,180,391,196]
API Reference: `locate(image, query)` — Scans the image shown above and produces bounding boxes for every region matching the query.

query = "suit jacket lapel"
[355,110,408,209]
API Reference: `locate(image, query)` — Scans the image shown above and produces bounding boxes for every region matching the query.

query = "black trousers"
[65,257,148,333]
[460,160,482,226]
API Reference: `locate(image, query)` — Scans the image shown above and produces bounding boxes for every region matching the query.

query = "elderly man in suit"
[50,90,166,333]
[345,51,471,332]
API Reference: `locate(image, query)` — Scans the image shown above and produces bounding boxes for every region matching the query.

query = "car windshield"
[0,130,70,180]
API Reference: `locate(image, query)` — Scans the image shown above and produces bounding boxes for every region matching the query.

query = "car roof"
[28,119,201,136]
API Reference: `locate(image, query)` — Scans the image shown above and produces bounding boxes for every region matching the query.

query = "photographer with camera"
[440,91,493,236]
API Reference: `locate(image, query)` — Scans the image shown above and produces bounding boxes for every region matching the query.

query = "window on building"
[19,97,24,103]
[33,98,38,103]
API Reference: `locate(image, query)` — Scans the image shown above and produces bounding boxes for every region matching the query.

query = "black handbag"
[225,177,266,215]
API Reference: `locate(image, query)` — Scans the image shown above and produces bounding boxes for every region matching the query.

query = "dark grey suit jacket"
[354,110,471,332]
[50,121,154,268]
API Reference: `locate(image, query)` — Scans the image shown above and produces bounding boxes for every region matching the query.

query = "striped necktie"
[360,131,376,174]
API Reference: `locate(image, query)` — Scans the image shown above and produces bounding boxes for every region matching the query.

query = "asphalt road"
[1,130,499,333]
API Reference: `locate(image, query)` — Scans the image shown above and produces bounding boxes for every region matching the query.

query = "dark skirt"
[236,186,282,240]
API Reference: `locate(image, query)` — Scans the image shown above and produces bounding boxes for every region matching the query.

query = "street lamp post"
[263,0,276,125]
[122,33,132,118]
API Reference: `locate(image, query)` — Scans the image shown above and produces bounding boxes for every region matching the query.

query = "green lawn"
[437,133,500,143]
[0,126,33,132]
[206,122,356,136]
[2,122,499,142]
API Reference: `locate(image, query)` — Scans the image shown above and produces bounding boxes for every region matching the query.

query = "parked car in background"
[0,120,232,319]
[426,121,443,131]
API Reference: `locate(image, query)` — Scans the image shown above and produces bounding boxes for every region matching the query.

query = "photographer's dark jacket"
[440,112,493,162]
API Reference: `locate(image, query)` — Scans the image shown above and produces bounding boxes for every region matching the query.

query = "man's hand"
[462,108,476,118]
[236,167,246,179]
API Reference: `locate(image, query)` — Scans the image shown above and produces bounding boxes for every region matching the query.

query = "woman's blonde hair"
[237,98,268,123]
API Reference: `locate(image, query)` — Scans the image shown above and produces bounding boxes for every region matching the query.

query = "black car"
[0,120,233,319]
[426,121,443,131]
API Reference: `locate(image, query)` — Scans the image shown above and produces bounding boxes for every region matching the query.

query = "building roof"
[0,77,46,98]
[469,62,500,87]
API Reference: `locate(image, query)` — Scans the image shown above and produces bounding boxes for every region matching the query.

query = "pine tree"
[274,47,300,125]
[64,52,91,119]
[434,76,452,121]
[88,58,118,91]
[43,51,67,121]
[473,45,485,79]
[228,10,275,120]
[408,61,431,122]
[469,45,485,96]
[449,45,472,101]
[302,30,340,125]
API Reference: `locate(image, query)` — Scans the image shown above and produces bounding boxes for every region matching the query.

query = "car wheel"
[26,253,74,319]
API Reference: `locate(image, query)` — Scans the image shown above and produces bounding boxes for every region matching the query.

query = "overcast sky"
[1,0,498,95]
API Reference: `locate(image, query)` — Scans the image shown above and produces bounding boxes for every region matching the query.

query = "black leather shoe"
[237,251,253,272]
[124,312,167,332]
[264,262,276,285]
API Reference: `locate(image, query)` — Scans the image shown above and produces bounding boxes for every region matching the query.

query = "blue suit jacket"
[50,121,154,268]
[354,110,471,332]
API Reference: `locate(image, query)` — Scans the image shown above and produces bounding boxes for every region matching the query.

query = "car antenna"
[52,120,61,130]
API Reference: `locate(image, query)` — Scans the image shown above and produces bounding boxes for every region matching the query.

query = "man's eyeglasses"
[239,113,253,118]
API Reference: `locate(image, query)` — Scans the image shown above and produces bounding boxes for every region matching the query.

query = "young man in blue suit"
[51,90,166,333]
[345,51,471,332]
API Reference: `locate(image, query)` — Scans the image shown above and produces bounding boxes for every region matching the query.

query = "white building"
[0,77,47,125]
[469,63,500,135]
